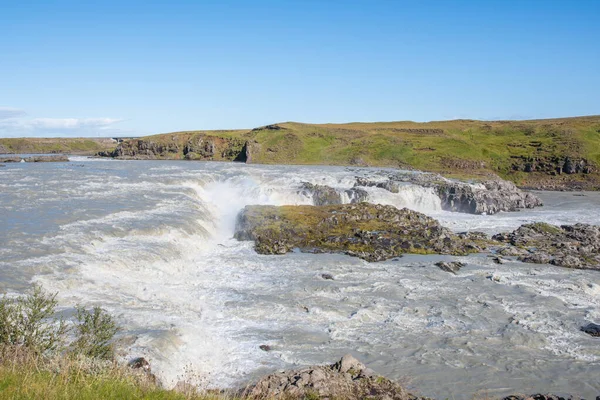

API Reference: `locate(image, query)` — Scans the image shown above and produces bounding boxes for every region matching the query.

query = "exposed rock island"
[234,203,489,261]
[235,202,600,271]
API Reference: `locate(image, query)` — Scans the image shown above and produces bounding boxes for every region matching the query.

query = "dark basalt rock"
[493,222,600,270]
[245,354,426,400]
[435,261,465,274]
[299,182,342,206]
[502,395,570,400]
[128,357,158,385]
[580,322,600,337]
[355,177,400,193]
[128,357,151,372]
[234,203,490,262]
[299,183,369,206]
[345,187,369,203]
[511,155,595,175]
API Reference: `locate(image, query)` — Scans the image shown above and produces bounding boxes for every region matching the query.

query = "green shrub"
[72,306,119,360]
[0,284,67,354]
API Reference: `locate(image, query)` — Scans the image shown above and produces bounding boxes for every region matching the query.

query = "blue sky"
[1,0,599,137]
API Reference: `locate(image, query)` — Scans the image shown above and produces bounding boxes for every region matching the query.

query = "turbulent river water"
[1,158,600,398]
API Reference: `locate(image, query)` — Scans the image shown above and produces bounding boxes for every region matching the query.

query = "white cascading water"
[1,159,600,398]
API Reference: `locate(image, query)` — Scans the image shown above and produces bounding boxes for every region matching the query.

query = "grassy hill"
[128,116,600,189]
[3,116,600,189]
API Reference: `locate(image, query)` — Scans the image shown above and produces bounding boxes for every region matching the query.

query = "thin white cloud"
[0,108,125,137]
[16,118,123,130]
[0,107,27,120]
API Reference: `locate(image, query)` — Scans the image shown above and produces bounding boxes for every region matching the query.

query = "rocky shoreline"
[0,155,69,163]
[133,354,583,400]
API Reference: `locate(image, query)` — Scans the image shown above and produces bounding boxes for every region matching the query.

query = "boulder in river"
[245,354,423,400]
[493,222,600,270]
[580,322,600,337]
[502,395,573,400]
[234,203,490,262]
[299,182,343,205]
[299,182,369,205]
[435,261,465,274]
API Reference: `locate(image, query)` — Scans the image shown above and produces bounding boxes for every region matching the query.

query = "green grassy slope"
[3,116,600,189]
[0,137,116,155]
[136,116,600,188]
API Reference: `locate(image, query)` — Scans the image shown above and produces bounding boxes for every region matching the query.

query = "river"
[1,158,599,398]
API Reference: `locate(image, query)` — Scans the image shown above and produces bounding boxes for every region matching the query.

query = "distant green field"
[0,137,116,155]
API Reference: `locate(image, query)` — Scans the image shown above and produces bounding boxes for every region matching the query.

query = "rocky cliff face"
[355,172,543,215]
[101,139,180,159]
[434,179,543,214]
[100,135,247,161]
[511,156,595,175]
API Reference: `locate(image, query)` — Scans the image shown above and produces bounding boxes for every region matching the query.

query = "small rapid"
[1,159,600,398]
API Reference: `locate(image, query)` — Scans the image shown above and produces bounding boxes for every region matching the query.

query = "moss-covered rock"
[235,203,489,262]
[493,223,600,270]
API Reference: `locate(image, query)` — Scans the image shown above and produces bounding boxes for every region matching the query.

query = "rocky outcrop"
[245,354,423,400]
[435,261,465,274]
[23,155,69,162]
[502,395,576,400]
[434,179,542,214]
[355,177,400,193]
[580,322,600,337]
[0,155,69,162]
[234,203,489,262]
[354,173,543,215]
[299,183,342,205]
[0,144,10,154]
[493,222,600,270]
[511,156,595,175]
[99,135,246,161]
[102,139,180,159]
[298,183,369,206]
[0,156,22,162]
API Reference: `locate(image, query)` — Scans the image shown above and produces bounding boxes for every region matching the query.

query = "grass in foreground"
[0,285,247,400]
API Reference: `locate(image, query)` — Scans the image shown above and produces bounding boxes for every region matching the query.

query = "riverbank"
[2,115,599,190]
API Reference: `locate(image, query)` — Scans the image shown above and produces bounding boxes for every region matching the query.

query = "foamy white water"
[1,159,600,398]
